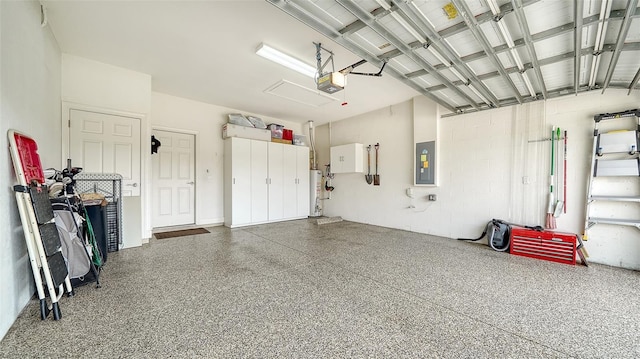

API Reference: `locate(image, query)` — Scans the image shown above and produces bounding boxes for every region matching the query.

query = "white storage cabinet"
[283,145,310,219]
[330,143,364,173]
[224,137,268,227]
[225,137,310,227]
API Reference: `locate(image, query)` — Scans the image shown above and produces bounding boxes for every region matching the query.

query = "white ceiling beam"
[450,0,524,103]
[488,0,534,99]
[489,1,534,98]
[588,0,613,89]
[629,67,640,94]
[266,0,457,113]
[392,0,500,107]
[601,0,638,93]
[339,6,640,63]
[573,0,583,95]
[452,7,640,63]
[510,0,548,99]
[426,42,640,90]
[334,0,483,110]
[438,0,541,38]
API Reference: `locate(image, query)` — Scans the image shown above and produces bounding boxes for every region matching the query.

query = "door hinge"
[68,120,71,127]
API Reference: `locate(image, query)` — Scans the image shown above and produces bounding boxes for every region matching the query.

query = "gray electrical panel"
[416,141,435,185]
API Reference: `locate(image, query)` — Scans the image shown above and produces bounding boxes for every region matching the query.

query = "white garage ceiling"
[42,0,640,125]
[271,0,640,116]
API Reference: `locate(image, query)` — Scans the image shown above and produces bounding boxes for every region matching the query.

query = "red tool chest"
[510,226,576,265]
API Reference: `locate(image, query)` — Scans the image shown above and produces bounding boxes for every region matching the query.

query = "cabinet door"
[268,142,285,221]
[230,138,252,226]
[330,144,363,173]
[282,145,298,219]
[251,140,268,223]
[340,146,356,173]
[329,146,343,173]
[296,146,310,217]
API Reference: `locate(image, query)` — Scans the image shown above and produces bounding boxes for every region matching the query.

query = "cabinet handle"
[233,178,235,184]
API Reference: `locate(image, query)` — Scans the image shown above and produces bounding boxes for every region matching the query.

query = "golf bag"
[54,208,91,279]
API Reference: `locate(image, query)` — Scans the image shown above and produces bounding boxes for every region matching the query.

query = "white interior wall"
[319,90,640,270]
[317,101,415,228]
[0,0,62,341]
[413,95,439,186]
[61,54,151,247]
[150,92,304,227]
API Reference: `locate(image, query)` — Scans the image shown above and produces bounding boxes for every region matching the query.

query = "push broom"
[545,127,557,229]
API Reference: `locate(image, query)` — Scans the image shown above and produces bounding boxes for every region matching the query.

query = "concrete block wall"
[320,90,640,270]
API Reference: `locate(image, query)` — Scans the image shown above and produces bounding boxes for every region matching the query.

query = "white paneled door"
[69,109,141,196]
[151,130,196,228]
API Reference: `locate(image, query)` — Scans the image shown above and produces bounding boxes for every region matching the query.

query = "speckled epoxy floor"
[1,220,639,358]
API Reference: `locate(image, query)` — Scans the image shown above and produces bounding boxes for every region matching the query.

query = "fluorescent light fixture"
[510,48,524,70]
[589,56,602,88]
[410,1,436,29]
[391,12,424,43]
[588,0,612,88]
[449,67,467,84]
[494,17,526,72]
[429,47,450,66]
[497,21,515,48]
[468,83,489,104]
[486,0,500,15]
[375,0,424,44]
[522,72,536,97]
[256,43,317,78]
[594,0,612,51]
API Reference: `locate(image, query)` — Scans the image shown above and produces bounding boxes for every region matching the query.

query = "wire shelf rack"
[74,173,122,252]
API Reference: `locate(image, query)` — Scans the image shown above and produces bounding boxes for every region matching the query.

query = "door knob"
[187,181,195,185]
[126,183,138,187]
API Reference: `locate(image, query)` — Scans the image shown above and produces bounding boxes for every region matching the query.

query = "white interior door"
[151,130,196,228]
[69,109,141,196]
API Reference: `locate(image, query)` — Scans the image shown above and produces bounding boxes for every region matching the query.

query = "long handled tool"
[545,128,557,229]
[365,145,373,184]
[373,143,380,186]
[554,127,564,217]
[563,130,567,214]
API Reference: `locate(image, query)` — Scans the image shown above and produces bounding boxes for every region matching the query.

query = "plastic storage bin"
[268,124,284,139]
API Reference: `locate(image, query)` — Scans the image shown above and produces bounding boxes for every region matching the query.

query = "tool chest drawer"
[510,227,576,265]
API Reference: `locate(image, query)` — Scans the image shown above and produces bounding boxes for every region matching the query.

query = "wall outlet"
[406,188,414,198]
[428,194,437,201]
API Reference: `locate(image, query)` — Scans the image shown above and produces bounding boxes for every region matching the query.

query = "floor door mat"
[154,228,210,239]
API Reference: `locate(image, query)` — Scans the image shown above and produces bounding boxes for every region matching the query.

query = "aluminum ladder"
[582,109,640,240]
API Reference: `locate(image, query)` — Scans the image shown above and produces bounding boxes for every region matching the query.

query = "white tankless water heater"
[310,170,322,217]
